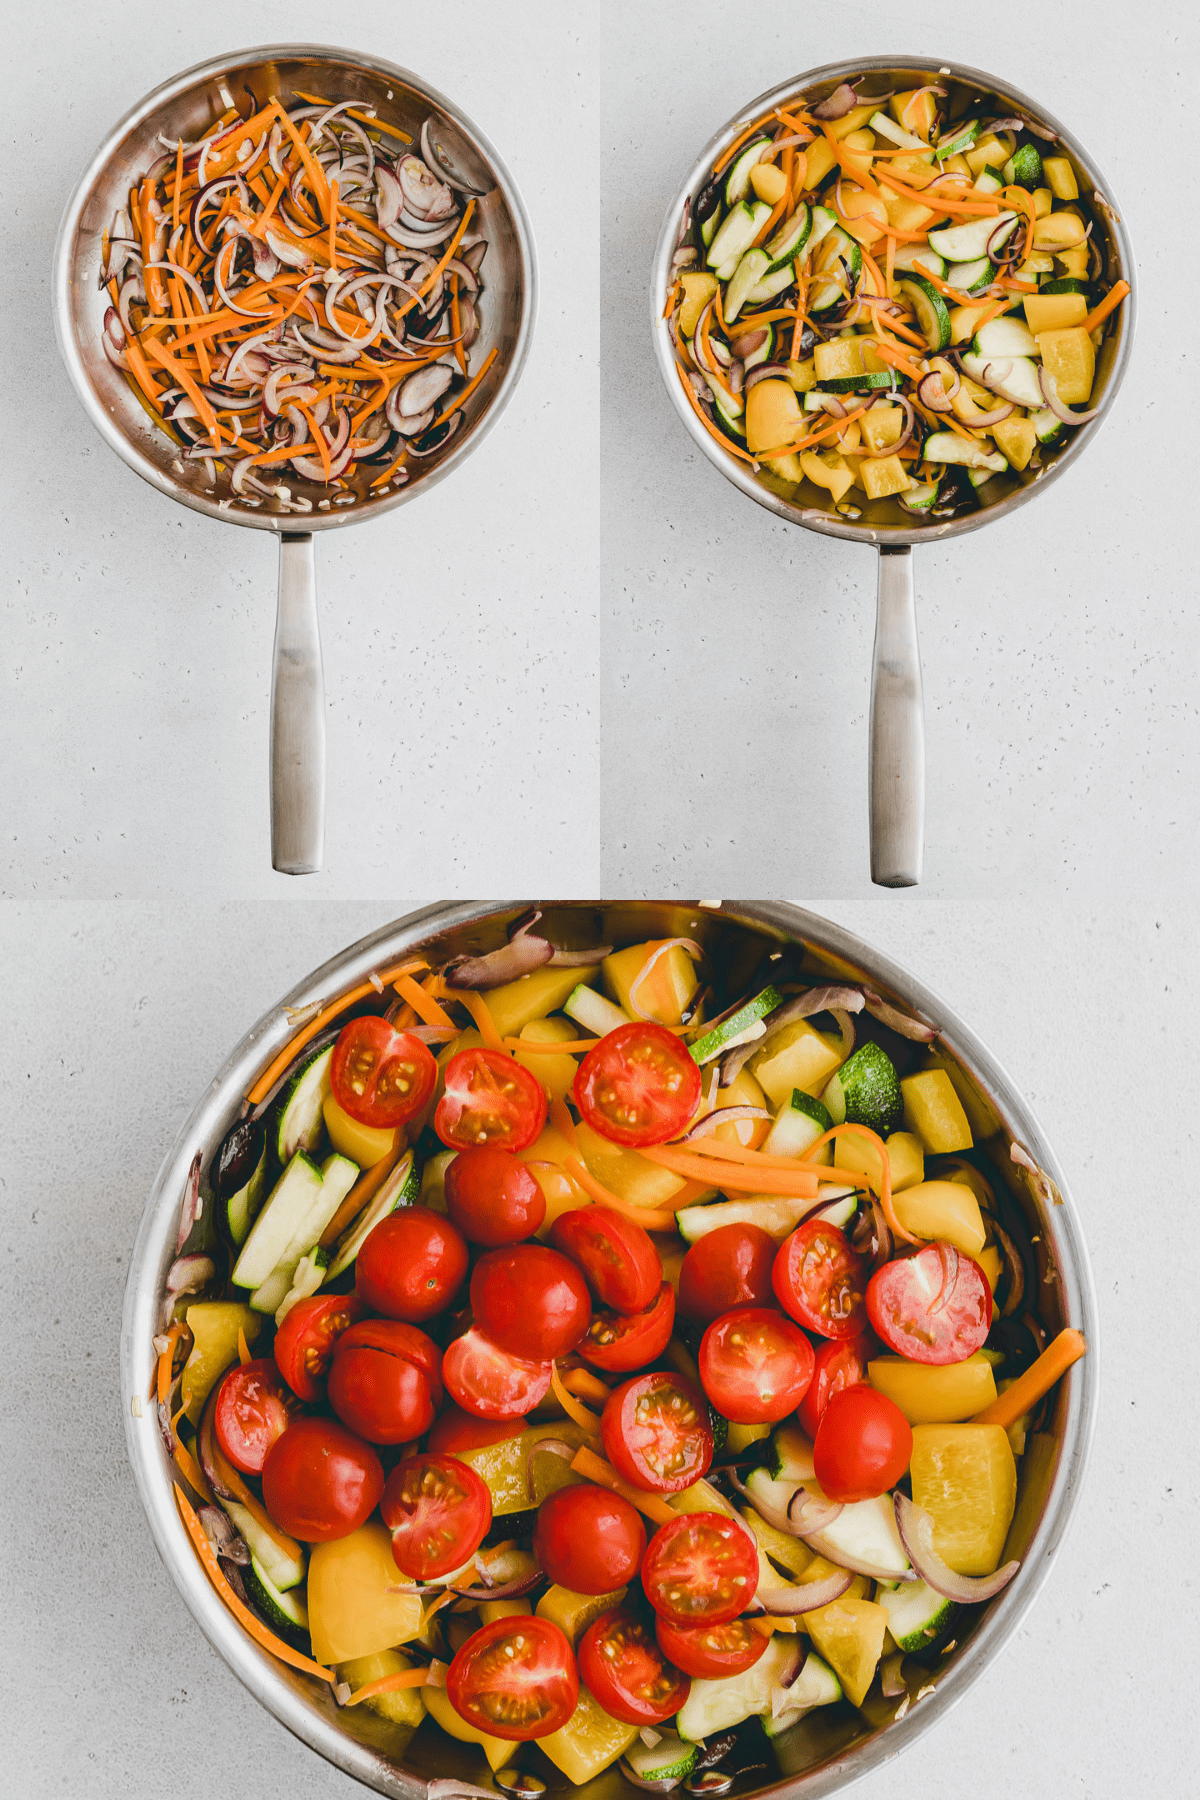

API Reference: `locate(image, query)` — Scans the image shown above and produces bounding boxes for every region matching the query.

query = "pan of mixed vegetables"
[127,903,1095,1798]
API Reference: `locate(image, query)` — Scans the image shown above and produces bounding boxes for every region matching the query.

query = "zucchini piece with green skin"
[973,169,1004,196]
[243,1554,311,1645]
[746,265,797,305]
[809,227,862,313]
[689,985,784,1065]
[231,1152,325,1289]
[820,372,898,395]
[326,1149,420,1282]
[1039,276,1090,297]
[766,1420,814,1481]
[563,985,630,1037]
[934,119,979,161]
[946,256,995,296]
[761,1654,843,1735]
[224,1146,269,1249]
[961,350,1043,409]
[676,1635,807,1741]
[725,249,771,323]
[248,1154,361,1314]
[700,208,721,250]
[711,385,746,436]
[624,1734,697,1783]
[900,480,939,512]
[897,275,951,351]
[274,1044,334,1164]
[1004,143,1042,187]
[1032,405,1068,448]
[676,1187,858,1245]
[892,244,946,279]
[747,1466,911,1578]
[804,205,838,259]
[724,138,773,207]
[921,431,1008,472]
[822,1041,902,1133]
[928,212,1016,263]
[707,200,771,271]
[224,1499,306,1591]
[763,1089,832,1159]
[869,110,925,151]
[877,1578,956,1651]
[973,315,1038,358]
[763,204,811,273]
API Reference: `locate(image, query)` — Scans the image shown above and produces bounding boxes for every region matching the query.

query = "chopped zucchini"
[707,200,771,271]
[822,1041,902,1134]
[927,211,1016,263]
[563,984,630,1037]
[725,138,773,206]
[274,1044,334,1163]
[763,1088,832,1160]
[689,985,782,1064]
[897,275,951,351]
[624,1731,697,1783]
[326,1149,419,1281]
[921,431,1007,472]
[763,204,811,272]
[676,1186,856,1245]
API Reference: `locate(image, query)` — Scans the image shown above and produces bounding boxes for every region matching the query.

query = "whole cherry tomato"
[577,1610,690,1726]
[273,1294,365,1401]
[533,1484,647,1594]
[355,1207,469,1322]
[470,1244,592,1361]
[331,1016,436,1127]
[382,1452,492,1579]
[678,1223,777,1324]
[797,1332,874,1440]
[773,1220,869,1339]
[601,1371,713,1493]
[447,1617,578,1740]
[445,1145,546,1246]
[812,1384,913,1502]
[550,1205,661,1314]
[213,1359,297,1475]
[261,1416,383,1542]
[579,1283,675,1374]
[327,1319,442,1444]
[573,1023,702,1147]
[698,1307,815,1424]
[435,1049,547,1154]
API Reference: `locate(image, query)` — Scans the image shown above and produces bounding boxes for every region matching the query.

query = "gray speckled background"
[3,1,1197,1797]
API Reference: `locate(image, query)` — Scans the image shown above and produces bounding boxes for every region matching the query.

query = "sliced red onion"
[894,1493,1019,1603]
[965,399,1015,428]
[720,984,865,1084]
[117,275,145,337]
[679,1105,772,1142]
[860,987,938,1042]
[386,216,460,250]
[398,362,455,416]
[1010,1141,1064,1211]
[863,394,915,458]
[448,1569,544,1602]
[176,1152,203,1251]
[1036,364,1103,425]
[725,1469,794,1533]
[917,371,955,412]
[165,1253,215,1304]
[776,1642,808,1691]
[928,1243,960,1318]
[992,1219,1026,1317]
[880,1651,906,1697]
[691,298,719,376]
[757,1567,853,1614]
[869,1198,893,1269]
[788,1485,843,1533]
[812,82,859,121]
[421,117,488,197]
[1021,1310,1047,1355]
[198,1504,251,1565]
[443,933,554,990]
[744,362,794,391]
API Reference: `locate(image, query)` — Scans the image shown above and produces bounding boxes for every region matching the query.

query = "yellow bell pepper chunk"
[889,90,937,142]
[802,136,837,188]
[513,1015,581,1102]
[536,1584,627,1646]
[1038,326,1095,405]
[891,1179,986,1256]
[860,454,911,500]
[1023,291,1087,333]
[750,1020,844,1108]
[678,271,719,337]
[786,355,817,393]
[804,1593,889,1706]
[1042,155,1079,200]
[814,338,865,383]
[1033,211,1085,250]
[745,378,804,455]
[603,940,697,1025]
[485,965,598,1040]
[901,1069,973,1153]
[834,1129,923,1193]
[869,1351,998,1423]
[750,162,788,205]
[323,1094,397,1168]
[180,1302,261,1423]
[992,414,1036,471]
[976,1243,1003,1294]
[860,404,905,454]
[800,450,855,504]
[308,1522,422,1665]
[538,1685,640,1783]
[424,1683,513,1771]
[336,1649,426,1726]
[909,1424,1017,1575]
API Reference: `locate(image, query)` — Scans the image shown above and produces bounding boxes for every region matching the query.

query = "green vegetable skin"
[823,1041,902,1133]
[689,984,783,1064]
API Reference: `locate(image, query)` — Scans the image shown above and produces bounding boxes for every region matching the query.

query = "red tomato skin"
[435,1049,548,1154]
[331,1018,437,1127]
[654,1616,768,1680]
[447,1617,578,1740]
[866,1244,992,1365]
[678,1223,777,1325]
[355,1208,469,1322]
[533,1484,647,1594]
[381,1453,492,1580]
[640,1511,759,1625]
[426,1404,526,1455]
[813,1385,913,1502]
[273,1295,365,1401]
[772,1220,869,1339]
[261,1417,383,1543]
[577,1610,691,1726]
[579,1283,675,1374]
[327,1320,442,1445]
[550,1205,661,1314]
[442,1328,554,1420]
[698,1306,815,1424]
[470,1245,592,1360]
[797,1332,874,1440]
[601,1372,713,1494]
[573,1023,703,1148]
[213,1359,296,1475]
[445,1146,546,1246]
[336,1320,444,1405]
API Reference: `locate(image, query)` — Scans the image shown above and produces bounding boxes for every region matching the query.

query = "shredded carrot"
[237,1328,252,1367]
[393,971,455,1030]
[971,1329,1086,1429]
[1081,280,1130,336]
[564,1155,697,1229]
[369,443,410,489]
[562,1366,612,1406]
[674,362,758,464]
[456,990,504,1051]
[271,100,330,214]
[144,339,220,441]
[570,1447,677,1525]
[171,1431,211,1502]
[794,1124,914,1244]
[175,1484,336,1682]
[343,1667,431,1706]
[395,199,475,320]
[672,1138,837,1175]
[245,959,429,1105]
[875,168,1001,217]
[327,177,339,271]
[172,141,184,230]
[430,343,498,429]
[712,111,777,177]
[640,1145,819,1197]
[550,1363,602,1432]
[156,1323,184,1408]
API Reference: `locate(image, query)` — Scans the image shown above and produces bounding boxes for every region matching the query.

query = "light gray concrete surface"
[2,2,1197,1798]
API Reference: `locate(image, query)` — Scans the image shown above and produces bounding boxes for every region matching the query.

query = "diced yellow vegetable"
[479,1598,533,1625]
[678,271,720,337]
[513,1015,580,1101]
[828,101,878,140]
[944,1161,994,1209]
[889,90,937,141]
[743,1507,815,1579]
[838,185,888,247]
[537,1585,627,1645]
[814,338,865,382]
[419,1146,455,1213]
[323,1094,396,1168]
[992,414,1036,471]
[1033,211,1085,250]
[869,1351,997,1423]
[949,301,996,344]
[745,379,804,456]
[1023,291,1087,333]
[909,1424,1017,1576]
[727,1418,773,1455]
[786,356,817,393]
[1042,155,1078,200]
[892,1179,986,1256]
[860,454,911,500]
[1038,326,1095,404]
[800,450,855,504]
[761,451,805,483]
[942,152,973,179]
[336,1650,426,1726]
[889,150,937,185]
[860,404,905,454]
[803,1594,889,1706]
[901,1069,973,1153]
[965,134,1008,175]
[603,941,697,1025]
[486,966,598,1040]
[977,1244,1003,1294]
[996,1380,1033,1457]
[1055,245,1089,278]
[834,1129,923,1193]
[538,1685,640,1784]
[180,1303,262,1423]
[576,1118,694,1209]
[424,1684,513,1771]
[308,1523,423,1664]
[713,1068,770,1148]
[803,136,837,189]
[859,340,890,374]
[749,1019,845,1107]
[455,1421,587,1515]
[750,162,787,204]
[1032,186,1053,218]
[885,194,935,233]
[921,1052,999,1143]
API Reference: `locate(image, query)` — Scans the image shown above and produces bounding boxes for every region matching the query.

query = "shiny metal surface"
[870,547,923,887]
[270,535,325,874]
[651,58,1136,884]
[122,900,1098,1800]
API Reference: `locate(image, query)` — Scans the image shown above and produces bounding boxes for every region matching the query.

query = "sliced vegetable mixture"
[101,87,495,514]
[155,919,1085,1785]
[666,78,1129,520]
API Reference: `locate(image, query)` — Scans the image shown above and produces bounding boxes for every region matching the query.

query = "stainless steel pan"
[54,45,536,873]
[122,899,1098,1800]
[652,58,1135,886]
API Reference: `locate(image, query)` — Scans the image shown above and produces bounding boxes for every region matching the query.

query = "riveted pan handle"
[270,533,326,875]
[869,545,924,888]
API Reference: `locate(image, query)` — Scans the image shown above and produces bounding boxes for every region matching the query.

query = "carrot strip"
[563,1155,695,1229]
[550,1363,602,1432]
[144,339,220,441]
[156,1324,184,1407]
[675,362,759,465]
[139,179,167,313]
[672,1138,838,1175]
[640,1145,819,1197]
[319,1143,405,1248]
[343,1667,430,1706]
[393,971,455,1030]
[570,1447,677,1525]
[970,1329,1086,1429]
[431,344,498,429]
[562,1366,612,1406]
[172,141,184,230]
[171,1431,212,1502]
[237,1328,252,1367]
[245,959,429,1104]
[327,177,339,271]
[175,1485,336,1683]
[272,101,331,214]
[369,444,409,489]
[1081,280,1130,336]
[793,1124,914,1244]
[454,990,504,1050]
[395,199,476,320]
[875,168,1001,216]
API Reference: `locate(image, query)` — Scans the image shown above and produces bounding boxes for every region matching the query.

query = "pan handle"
[270,532,326,875]
[869,545,924,888]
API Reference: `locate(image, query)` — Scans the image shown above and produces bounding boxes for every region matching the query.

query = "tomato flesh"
[533,1484,647,1595]
[331,1017,436,1128]
[382,1452,492,1579]
[442,1327,553,1420]
[573,1023,702,1147]
[470,1244,592,1361]
[640,1511,759,1625]
[579,1283,675,1374]
[448,1617,578,1740]
[797,1332,873,1440]
[550,1204,661,1314]
[699,1306,815,1424]
[866,1243,992,1364]
[213,1359,296,1475]
[426,1404,525,1455]
[273,1295,366,1402]
[327,1320,442,1444]
[678,1222,777,1324]
[445,1145,546,1246]
[355,1207,469,1322]
[772,1220,869,1339]
[578,1609,690,1726]
[812,1384,913,1502]
[601,1372,713,1494]
[654,1615,768,1680]
[261,1416,383,1543]
[435,1049,547,1154]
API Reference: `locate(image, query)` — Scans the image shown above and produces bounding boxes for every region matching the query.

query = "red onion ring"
[449,1570,544,1602]
[679,1105,772,1142]
[811,82,859,121]
[756,1568,852,1614]
[175,1153,203,1252]
[894,1493,1020,1603]
[928,1243,961,1318]
[788,1485,843,1532]
[917,370,955,413]
[1037,364,1103,425]
[744,362,793,390]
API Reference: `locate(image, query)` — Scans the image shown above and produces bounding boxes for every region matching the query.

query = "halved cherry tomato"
[331,1016,437,1128]
[601,1371,713,1493]
[533,1483,647,1595]
[698,1307,815,1425]
[640,1511,759,1625]
[577,1610,690,1727]
[797,1332,874,1440]
[213,1359,297,1475]
[573,1023,702,1148]
[445,1145,546,1246]
[866,1243,992,1365]
[435,1049,547,1153]
[327,1319,442,1444]
[355,1207,469,1322]
[382,1452,492,1579]
[812,1385,913,1502]
[273,1294,365,1402]
[678,1223,777,1324]
[442,1327,553,1420]
[261,1416,383,1543]
[772,1220,869,1339]
[470,1244,592,1361]
[550,1205,661,1314]
[654,1615,768,1680]
[426,1403,526,1455]
[448,1616,578,1740]
[579,1283,675,1374]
